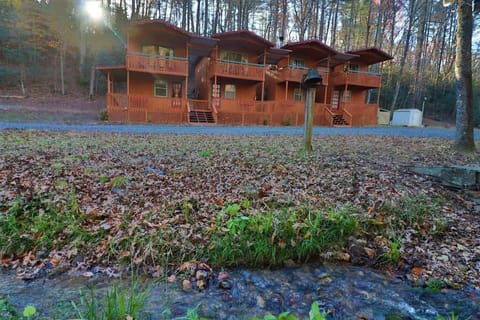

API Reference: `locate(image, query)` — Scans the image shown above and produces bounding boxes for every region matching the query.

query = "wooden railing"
[211,60,265,81]
[277,66,329,85]
[188,99,210,111]
[107,93,373,126]
[343,108,353,125]
[126,53,188,76]
[106,93,186,123]
[324,106,336,126]
[331,70,381,88]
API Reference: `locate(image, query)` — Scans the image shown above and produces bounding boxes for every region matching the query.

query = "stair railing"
[324,106,335,126]
[212,103,218,123]
[343,108,353,126]
[187,100,192,124]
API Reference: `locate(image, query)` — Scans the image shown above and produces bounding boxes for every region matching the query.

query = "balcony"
[211,59,265,81]
[332,70,381,88]
[277,66,329,85]
[126,52,188,76]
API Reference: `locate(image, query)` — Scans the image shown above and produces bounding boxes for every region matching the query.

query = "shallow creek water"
[1,264,479,319]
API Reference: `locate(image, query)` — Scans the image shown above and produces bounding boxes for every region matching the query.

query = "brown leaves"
[0,131,479,287]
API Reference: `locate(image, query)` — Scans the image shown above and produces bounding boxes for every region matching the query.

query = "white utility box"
[391,109,423,127]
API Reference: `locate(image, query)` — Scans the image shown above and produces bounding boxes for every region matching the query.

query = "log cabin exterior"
[98,19,392,126]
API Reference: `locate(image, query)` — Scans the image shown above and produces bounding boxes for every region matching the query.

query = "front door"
[331,90,339,110]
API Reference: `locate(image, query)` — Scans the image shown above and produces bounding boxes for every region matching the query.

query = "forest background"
[0,0,479,124]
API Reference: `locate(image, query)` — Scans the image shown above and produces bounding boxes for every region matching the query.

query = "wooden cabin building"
[98,19,392,126]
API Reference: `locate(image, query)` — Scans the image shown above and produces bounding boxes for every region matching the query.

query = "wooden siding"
[126,53,188,76]
[342,103,378,126]
[332,71,381,88]
[211,60,264,81]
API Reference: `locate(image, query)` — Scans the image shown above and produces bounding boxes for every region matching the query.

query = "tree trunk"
[89,65,95,100]
[454,0,475,152]
[60,42,66,95]
[390,0,415,111]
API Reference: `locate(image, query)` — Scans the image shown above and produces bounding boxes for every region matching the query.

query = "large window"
[293,88,302,101]
[154,80,168,97]
[291,58,306,68]
[220,50,248,63]
[158,46,174,57]
[142,45,157,55]
[224,84,236,99]
[141,45,174,57]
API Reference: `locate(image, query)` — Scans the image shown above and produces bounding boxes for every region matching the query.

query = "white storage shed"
[391,109,423,127]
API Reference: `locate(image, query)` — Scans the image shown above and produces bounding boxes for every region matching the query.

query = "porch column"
[324,57,330,104]
[261,48,266,102]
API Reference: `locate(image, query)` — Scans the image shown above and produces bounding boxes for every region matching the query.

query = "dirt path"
[0,96,105,123]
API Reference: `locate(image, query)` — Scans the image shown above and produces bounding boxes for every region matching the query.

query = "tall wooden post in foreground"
[303,69,323,153]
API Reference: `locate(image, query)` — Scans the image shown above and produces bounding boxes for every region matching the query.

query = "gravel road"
[0,121,478,139]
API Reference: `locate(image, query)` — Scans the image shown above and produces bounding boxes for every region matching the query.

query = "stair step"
[189,111,215,124]
[332,114,350,126]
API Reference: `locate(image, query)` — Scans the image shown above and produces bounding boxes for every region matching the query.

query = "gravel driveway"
[1,121,478,139]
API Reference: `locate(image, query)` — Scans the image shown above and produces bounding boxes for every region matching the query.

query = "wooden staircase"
[189,110,216,124]
[333,114,350,126]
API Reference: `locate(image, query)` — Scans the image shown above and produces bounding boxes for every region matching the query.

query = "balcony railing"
[211,59,265,81]
[277,66,329,85]
[126,52,188,76]
[332,70,381,88]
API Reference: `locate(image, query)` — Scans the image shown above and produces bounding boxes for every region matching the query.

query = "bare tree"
[454,0,475,151]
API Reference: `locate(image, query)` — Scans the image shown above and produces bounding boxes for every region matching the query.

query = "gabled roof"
[282,40,337,60]
[129,19,190,38]
[212,30,275,53]
[346,47,393,65]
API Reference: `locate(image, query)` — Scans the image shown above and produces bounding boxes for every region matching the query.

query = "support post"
[304,87,316,153]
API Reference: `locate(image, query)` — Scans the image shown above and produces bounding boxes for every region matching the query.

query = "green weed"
[0,191,95,257]
[379,195,443,236]
[251,302,327,320]
[378,238,402,265]
[199,150,212,157]
[98,175,109,184]
[426,279,445,293]
[210,204,358,267]
[73,278,151,320]
[110,175,129,189]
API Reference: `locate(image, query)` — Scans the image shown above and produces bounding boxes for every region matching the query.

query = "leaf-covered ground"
[0,130,479,290]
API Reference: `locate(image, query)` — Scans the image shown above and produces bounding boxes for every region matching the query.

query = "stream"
[1,264,479,319]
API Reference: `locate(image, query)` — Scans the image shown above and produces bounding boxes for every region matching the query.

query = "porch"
[332,70,381,88]
[216,100,329,126]
[210,59,265,81]
[126,52,188,76]
[277,66,329,85]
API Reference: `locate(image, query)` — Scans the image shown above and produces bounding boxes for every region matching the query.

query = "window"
[224,84,236,99]
[142,45,157,55]
[291,58,305,68]
[154,80,168,97]
[158,46,174,57]
[349,64,359,71]
[220,50,248,63]
[293,88,302,101]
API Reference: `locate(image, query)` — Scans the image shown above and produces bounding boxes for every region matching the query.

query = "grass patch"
[209,204,358,267]
[0,190,100,257]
